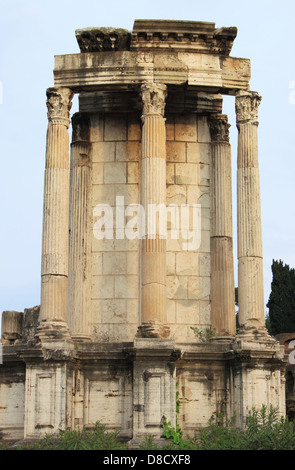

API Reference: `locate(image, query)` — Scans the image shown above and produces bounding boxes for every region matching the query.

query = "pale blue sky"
[0,0,294,326]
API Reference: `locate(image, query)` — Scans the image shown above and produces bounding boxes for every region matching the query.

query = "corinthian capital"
[140,82,167,118]
[208,114,231,143]
[235,90,262,126]
[46,87,74,127]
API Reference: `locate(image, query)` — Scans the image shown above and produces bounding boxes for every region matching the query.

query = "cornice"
[75,21,237,57]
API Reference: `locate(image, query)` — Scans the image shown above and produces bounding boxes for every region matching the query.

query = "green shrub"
[162,406,295,450]
[2,407,295,450]
[194,413,241,450]
[240,405,295,450]
[11,422,127,450]
[48,422,126,450]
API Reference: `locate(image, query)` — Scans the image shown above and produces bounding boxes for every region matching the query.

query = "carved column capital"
[46,87,74,127]
[140,82,167,118]
[208,114,231,143]
[235,90,262,126]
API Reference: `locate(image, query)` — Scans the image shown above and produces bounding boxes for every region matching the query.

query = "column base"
[36,321,72,351]
[211,335,235,344]
[71,334,92,343]
[137,323,170,339]
[236,325,273,343]
[234,326,287,359]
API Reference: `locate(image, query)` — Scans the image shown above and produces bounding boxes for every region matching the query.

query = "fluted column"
[68,113,91,341]
[209,114,236,336]
[38,87,73,338]
[138,82,169,338]
[235,90,265,332]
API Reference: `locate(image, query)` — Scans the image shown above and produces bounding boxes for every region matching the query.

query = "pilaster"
[68,113,92,341]
[127,338,180,446]
[209,114,235,337]
[23,351,72,439]
[230,334,287,428]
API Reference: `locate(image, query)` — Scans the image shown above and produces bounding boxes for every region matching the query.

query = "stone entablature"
[54,20,250,94]
[53,51,250,94]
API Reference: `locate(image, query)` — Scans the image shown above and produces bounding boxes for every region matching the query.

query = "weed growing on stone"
[190,326,216,342]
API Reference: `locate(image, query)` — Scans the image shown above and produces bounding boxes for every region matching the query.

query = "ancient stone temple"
[0,20,287,443]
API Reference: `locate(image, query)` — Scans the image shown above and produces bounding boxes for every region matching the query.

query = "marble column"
[209,114,236,336]
[38,87,73,339]
[68,113,91,341]
[138,82,169,338]
[235,90,265,332]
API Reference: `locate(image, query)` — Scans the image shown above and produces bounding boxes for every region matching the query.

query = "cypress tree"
[267,260,295,335]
